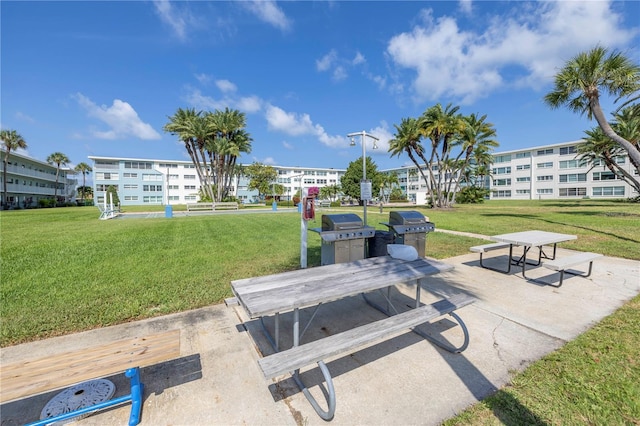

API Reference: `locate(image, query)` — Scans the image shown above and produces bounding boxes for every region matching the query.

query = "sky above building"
[2,0,639,172]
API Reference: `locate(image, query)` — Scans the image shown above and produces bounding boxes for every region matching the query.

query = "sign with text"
[360,181,372,200]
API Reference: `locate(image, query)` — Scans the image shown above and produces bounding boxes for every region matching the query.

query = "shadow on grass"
[480,213,640,244]
[481,389,548,425]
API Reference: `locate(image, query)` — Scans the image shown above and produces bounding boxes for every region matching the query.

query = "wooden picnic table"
[231,255,475,420]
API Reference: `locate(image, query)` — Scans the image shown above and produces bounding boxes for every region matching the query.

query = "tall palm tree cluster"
[545,46,640,196]
[163,107,252,202]
[389,104,498,208]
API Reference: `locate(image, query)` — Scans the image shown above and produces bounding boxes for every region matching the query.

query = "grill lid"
[389,210,427,225]
[322,213,363,231]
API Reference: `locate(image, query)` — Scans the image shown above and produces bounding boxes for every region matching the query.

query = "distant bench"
[318,200,331,208]
[1,329,181,426]
[186,202,239,211]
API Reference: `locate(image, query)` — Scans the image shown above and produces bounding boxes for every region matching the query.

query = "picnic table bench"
[186,202,239,211]
[230,256,475,420]
[1,329,181,425]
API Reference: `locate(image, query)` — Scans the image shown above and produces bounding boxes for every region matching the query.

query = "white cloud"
[216,79,237,93]
[352,52,366,66]
[316,50,337,72]
[195,73,212,85]
[236,96,263,113]
[242,1,291,32]
[265,105,315,136]
[73,93,161,140]
[153,0,189,41]
[387,1,638,104]
[265,104,346,148]
[15,111,35,124]
[458,0,472,15]
[333,66,348,81]
[282,141,293,150]
[185,89,262,114]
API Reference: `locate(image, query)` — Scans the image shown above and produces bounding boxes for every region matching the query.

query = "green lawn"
[1,200,639,423]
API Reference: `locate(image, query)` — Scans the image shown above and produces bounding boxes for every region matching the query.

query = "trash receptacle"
[368,230,394,258]
[165,205,173,218]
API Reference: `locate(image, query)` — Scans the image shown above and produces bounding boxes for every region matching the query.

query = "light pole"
[347,130,378,226]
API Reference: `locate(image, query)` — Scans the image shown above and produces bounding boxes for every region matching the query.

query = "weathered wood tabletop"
[231,256,454,318]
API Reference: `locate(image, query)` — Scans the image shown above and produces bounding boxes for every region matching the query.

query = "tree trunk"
[590,98,640,174]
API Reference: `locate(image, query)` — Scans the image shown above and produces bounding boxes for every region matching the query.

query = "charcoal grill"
[311,213,375,265]
[381,210,435,257]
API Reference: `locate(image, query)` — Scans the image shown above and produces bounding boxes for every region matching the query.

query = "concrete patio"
[1,248,638,425]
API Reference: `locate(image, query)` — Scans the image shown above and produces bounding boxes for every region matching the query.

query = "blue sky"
[2,0,639,172]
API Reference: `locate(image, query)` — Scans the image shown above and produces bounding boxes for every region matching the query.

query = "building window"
[537,162,553,169]
[593,186,625,196]
[515,152,531,159]
[516,177,531,182]
[492,166,511,175]
[537,175,553,181]
[184,174,196,180]
[142,174,163,181]
[184,185,196,190]
[124,161,152,169]
[184,195,197,201]
[96,184,119,192]
[559,187,587,197]
[536,148,554,156]
[559,146,577,155]
[516,164,531,170]
[492,190,511,198]
[493,155,512,163]
[559,173,587,183]
[536,188,553,195]
[593,171,618,181]
[143,185,162,192]
[96,172,119,180]
[559,159,587,169]
[493,178,511,186]
[123,184,138,189]
[143,196,163,203]
[158,163,178,168]
[168,196,180,201]
[123,173,138,178]
[124,195,139,201]
[516,189,530,194]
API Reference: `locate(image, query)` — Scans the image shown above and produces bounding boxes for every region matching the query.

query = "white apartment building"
[88,156,346,206]
[0,150,77,208]
[384,140,638,202]
[41,140,639,208]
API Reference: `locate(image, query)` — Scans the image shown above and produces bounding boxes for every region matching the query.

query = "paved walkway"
[2,250,638,425]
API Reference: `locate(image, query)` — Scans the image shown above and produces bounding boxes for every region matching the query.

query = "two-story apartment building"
[0,151,77,208]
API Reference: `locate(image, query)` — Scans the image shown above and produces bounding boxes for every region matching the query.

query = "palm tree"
[420,103,466,207]
[447,113,498,203]
[164,108,215,201]
[207,108,252,201]
[389,117,432,201]
[46,152,70,205]
[544,46,640,173]
[1,129,27,209]
[74,162,93,204]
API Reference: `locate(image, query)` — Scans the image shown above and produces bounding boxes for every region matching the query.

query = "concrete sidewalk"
[2,250,638,425]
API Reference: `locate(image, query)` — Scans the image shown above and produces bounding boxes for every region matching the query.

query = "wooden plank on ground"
[1,329,180,403]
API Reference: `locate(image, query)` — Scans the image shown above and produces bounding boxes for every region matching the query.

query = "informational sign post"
[360,181,372,200]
